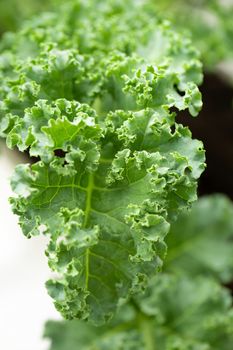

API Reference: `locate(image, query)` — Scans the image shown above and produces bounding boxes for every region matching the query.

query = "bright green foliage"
[0,0,205,324]
[44,195,233,349]
[0,0,232,71]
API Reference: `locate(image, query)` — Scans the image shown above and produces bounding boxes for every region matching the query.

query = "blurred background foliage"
[0,0,57,35]
[0,0,232,77]
[153,0,233,73]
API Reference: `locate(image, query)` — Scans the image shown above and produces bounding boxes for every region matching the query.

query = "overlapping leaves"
[10,98,204,323]
[45,195,233,349]
[45,276,233,350]
[0,0,205,323]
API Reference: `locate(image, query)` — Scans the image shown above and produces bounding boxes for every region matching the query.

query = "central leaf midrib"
[82,172,134,295]
[83,172,95,289]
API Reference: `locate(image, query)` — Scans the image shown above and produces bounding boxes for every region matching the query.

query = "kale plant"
[4,2,233,349]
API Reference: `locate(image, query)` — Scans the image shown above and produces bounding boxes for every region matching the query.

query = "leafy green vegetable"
[1,0,232,72]
[0,0,205,324]
[44,195,233,349]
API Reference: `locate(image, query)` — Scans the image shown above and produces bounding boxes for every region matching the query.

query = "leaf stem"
[84,172,94,289]
[138,312,155,350]
[131,300,155,350]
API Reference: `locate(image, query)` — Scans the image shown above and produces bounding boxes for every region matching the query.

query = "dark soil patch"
[177,73,233,200]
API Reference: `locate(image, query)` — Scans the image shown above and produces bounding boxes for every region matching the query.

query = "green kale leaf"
[0,0,205,323]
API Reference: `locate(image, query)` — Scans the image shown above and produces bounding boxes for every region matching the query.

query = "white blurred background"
[0,141,60,350]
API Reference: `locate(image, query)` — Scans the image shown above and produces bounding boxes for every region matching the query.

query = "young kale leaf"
[0,0,205,323]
